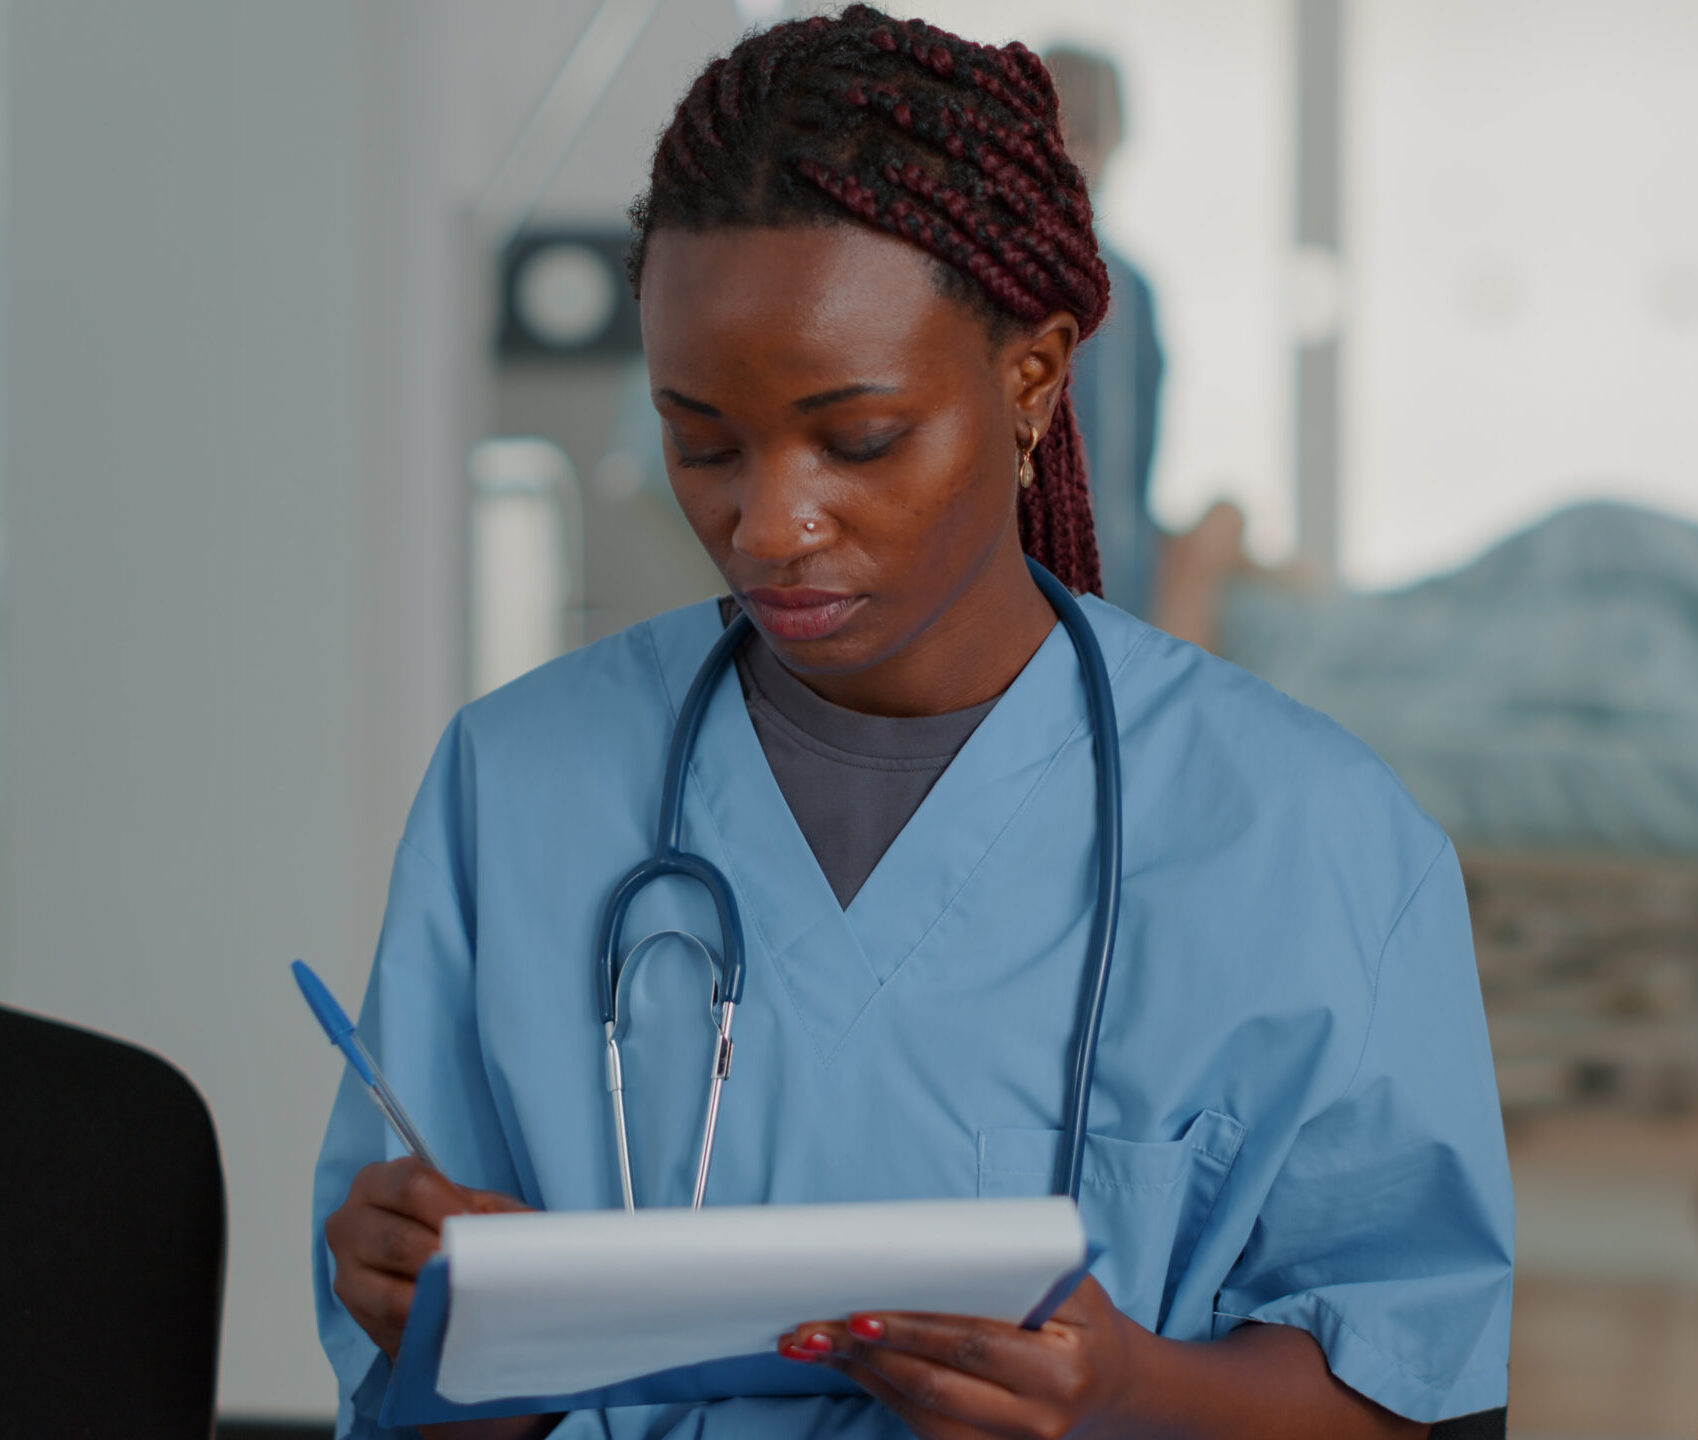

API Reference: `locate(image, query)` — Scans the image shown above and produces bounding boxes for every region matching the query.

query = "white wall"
[0,0,742,1418]
[1,0,381,1418]
[1344,0,1698,588]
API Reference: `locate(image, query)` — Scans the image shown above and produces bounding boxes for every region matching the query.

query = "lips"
[739,587,864,642]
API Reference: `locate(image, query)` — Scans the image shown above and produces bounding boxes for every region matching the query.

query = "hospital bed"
[1217,502,1698,1117]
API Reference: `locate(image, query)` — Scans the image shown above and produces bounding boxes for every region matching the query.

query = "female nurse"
[313,9,1513,1439]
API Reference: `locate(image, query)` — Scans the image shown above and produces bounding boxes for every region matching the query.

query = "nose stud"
[803,520,818,533]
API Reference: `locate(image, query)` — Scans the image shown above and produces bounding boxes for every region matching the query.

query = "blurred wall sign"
[499,229,642,361]
[468,437,585,697]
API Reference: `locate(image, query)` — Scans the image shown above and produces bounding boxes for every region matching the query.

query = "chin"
[759,607,907,678]
[760,630,876,677]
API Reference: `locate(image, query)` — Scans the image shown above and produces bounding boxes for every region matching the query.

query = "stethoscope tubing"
[1026,561,1124,1201]
[595,611,753,1026]
[596,559,1121,1208]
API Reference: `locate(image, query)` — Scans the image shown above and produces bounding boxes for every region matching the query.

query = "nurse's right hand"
[325,1157,530,1360]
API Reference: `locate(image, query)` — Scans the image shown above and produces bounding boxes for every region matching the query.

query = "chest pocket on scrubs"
[977,1108,1245,1334]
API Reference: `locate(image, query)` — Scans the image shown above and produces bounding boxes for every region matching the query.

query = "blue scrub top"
[312,598,1513,1438]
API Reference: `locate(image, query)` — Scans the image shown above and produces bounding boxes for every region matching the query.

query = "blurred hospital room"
[1,0,1694,1435]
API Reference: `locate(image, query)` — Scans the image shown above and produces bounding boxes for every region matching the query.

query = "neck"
[786,543,1057,717]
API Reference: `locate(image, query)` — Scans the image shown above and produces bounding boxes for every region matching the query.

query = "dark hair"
[628,5,1111,595]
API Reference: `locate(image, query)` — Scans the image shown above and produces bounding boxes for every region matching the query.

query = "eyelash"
[675,450,736,469]
[831,434,900,464]
[673,434,903,469]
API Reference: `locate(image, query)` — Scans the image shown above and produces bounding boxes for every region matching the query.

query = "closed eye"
[674,448,738,469]
[666,427,737,468]
[828,430,905,464]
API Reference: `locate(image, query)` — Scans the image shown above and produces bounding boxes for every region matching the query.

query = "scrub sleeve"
[311,723,523,1440]
[1213,841,1514,1423]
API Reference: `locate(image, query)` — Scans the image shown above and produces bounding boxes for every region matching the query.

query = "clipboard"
[380,1222,1100,1428]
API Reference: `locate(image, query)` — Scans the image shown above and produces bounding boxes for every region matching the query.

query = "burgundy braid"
[628,4,1111,595]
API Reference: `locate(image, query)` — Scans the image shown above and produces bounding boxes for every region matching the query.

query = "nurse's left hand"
[778,1275,1136,1440]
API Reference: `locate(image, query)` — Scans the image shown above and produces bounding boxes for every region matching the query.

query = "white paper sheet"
[436,1196,1085,1404]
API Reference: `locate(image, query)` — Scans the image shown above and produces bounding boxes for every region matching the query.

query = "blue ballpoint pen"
[291,959,445,1174]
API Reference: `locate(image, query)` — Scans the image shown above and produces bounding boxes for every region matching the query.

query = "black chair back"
[0,1006,225,1437]
[1432,1408,1508,1438]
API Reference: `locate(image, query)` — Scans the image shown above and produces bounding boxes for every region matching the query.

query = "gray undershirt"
[727,609,998,908]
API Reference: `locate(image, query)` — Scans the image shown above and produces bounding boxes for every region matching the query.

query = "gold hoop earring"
[1017,429,1039,489]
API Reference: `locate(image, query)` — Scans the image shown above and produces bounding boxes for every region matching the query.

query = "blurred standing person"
[1045,45,1165,619]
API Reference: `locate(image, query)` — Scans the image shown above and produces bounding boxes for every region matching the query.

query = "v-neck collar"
[643,600,1135,1063]
[741,632,999,764]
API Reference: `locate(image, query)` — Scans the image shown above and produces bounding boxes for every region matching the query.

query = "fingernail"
[848,1316,884,1341]
[780,1344,817,1362]
[804,1331,833,1353]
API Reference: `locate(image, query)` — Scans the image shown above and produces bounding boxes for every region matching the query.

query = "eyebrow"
[653,382,900,419]
[792,383,899,414]
[654,388,722,418]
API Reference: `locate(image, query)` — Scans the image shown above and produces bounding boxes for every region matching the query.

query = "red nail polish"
[781,1344,817,1362]
[804,1331,834,1352]
[848,1316,884,1341]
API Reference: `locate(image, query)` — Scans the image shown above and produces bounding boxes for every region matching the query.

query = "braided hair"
[628,5,1111,595]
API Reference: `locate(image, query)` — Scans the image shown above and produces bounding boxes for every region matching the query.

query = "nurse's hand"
[779,1276,1426,1439]
[779,1275,1135,1440]
[325,1157,529,1360]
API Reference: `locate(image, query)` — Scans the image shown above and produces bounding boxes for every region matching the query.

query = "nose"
[729,459,832,568]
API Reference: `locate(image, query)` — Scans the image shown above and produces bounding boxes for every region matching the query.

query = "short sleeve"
[1214,841,1514,1423]
[310,720,525,1440]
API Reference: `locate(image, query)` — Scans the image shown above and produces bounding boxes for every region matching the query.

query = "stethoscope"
[595,557,1122,1212]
